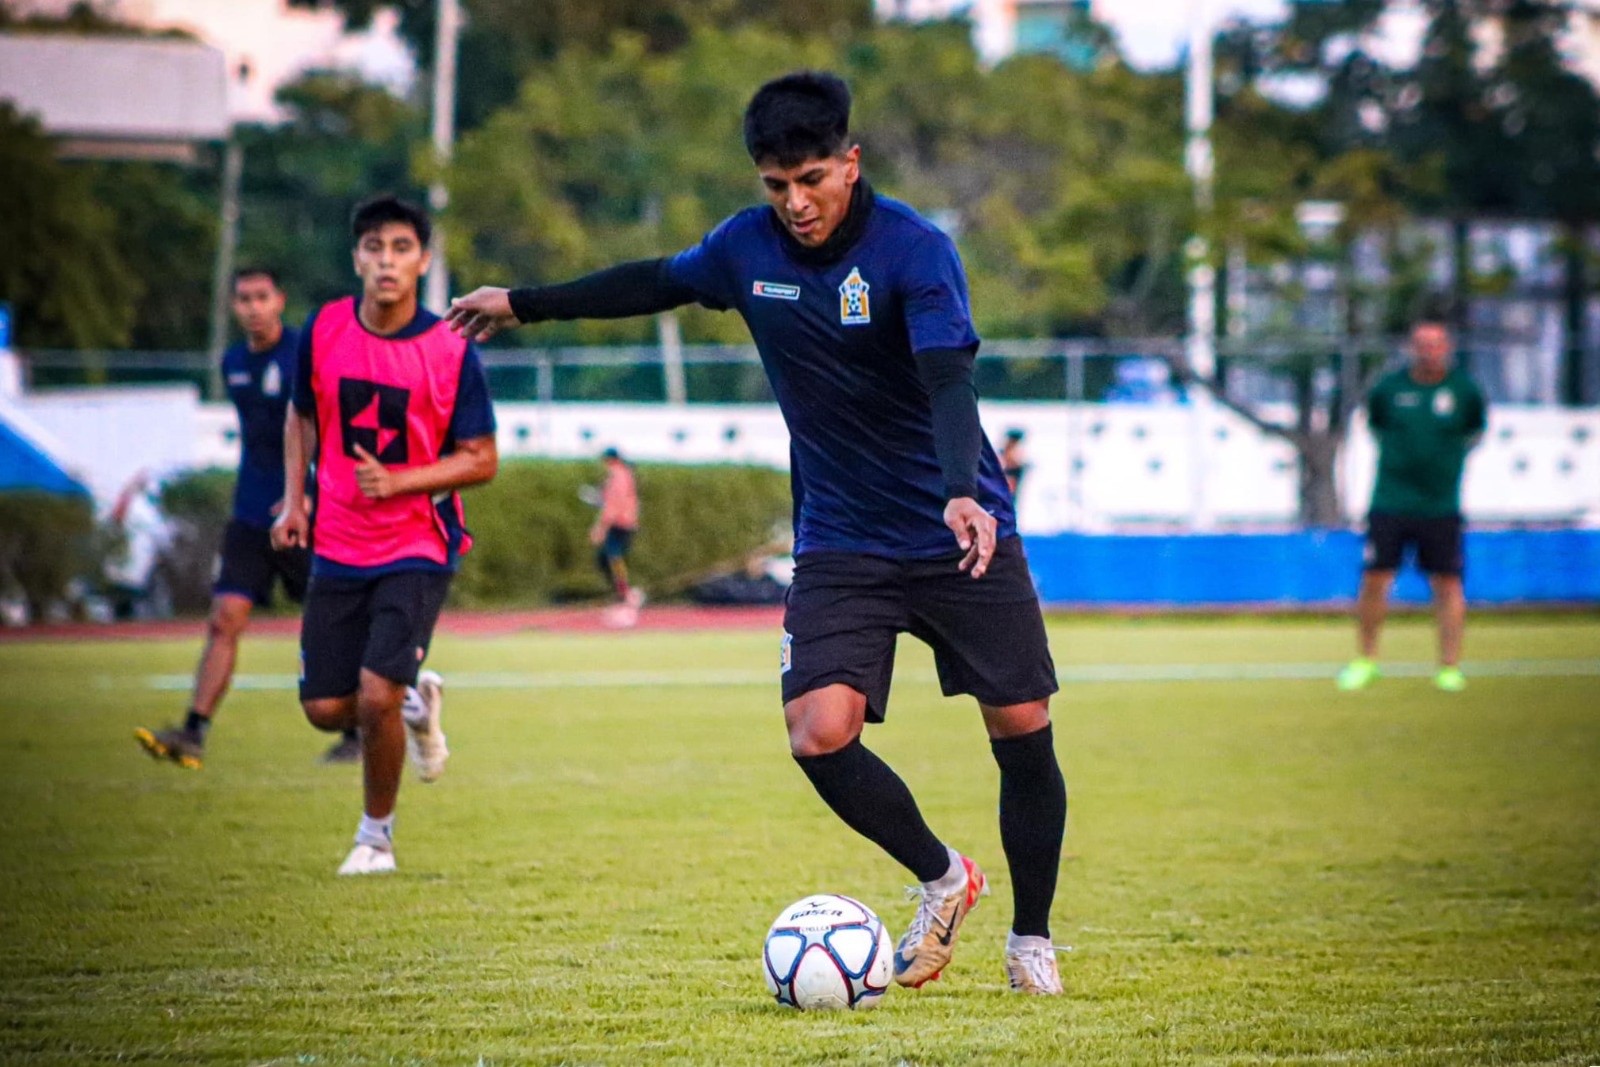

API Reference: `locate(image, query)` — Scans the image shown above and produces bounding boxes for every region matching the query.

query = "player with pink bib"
[272,195,498,876]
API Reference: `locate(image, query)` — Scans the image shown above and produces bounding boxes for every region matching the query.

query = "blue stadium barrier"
[1023,529,1600,605]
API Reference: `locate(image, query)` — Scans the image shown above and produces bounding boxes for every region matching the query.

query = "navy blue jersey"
[666,195,1015,558]
[223,328,298,529]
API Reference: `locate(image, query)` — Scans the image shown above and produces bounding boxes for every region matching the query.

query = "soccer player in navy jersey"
[446,71,1067,994]
[135,268,361,768]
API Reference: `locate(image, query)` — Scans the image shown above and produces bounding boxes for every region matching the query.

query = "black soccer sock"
[991,723,1066,939]
[183,709,211,742]
[794,738,950,883]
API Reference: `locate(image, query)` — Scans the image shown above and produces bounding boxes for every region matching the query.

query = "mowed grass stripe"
[136,657,1600,691]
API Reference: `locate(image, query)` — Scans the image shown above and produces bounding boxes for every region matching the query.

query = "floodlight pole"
[424,0,461,314]
[1185,0,1217,529]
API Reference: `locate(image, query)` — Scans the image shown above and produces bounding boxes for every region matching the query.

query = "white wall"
[14,383,1597,529]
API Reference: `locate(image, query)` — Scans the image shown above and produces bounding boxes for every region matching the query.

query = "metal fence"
[15,336,1597,407]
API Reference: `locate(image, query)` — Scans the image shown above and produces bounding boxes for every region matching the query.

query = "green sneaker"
[1336,658,1379,691]
[1434,666,1466,692]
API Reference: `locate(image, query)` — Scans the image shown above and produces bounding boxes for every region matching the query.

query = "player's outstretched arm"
[352,435,498,501]
[446,259,700,342]
[445,287,519,343]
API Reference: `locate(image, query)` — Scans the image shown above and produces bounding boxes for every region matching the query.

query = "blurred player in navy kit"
[135,268,360,768]
[446,71,1067,995]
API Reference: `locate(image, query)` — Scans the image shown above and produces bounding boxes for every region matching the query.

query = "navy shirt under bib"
[223,328,299,529]
[666,196,1015,559]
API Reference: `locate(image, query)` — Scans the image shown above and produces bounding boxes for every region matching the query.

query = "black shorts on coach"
[1363,512,1465,577]
[299,569,452,700]
[214,519,310,606]
[781,536,1058,722]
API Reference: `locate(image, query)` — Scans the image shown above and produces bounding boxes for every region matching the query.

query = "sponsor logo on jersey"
[227,372,252,386]
[838,266,871,325]
[753,280,801,301]
[1432,389,1455,416]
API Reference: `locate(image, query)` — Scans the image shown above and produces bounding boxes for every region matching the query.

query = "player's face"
[230,275,285,339]
[352,221,431,308]
[1410,323,1453,379]
[757,146,861,248]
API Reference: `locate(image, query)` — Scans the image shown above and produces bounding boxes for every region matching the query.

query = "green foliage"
[161,460,792,607]
[234,72,429,324]
[0,105,138,349]
[0,490,96,614]
[453,459,792,604]
[451,20,1194,340]
[295,0,872,132]
[2,619,1598,1060]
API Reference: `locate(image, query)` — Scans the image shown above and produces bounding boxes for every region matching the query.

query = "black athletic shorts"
[781,536,1058,722]
[600,526,635,559]
[214,519,310,606]
[1363,512,1465,577]
[298,569,452,700]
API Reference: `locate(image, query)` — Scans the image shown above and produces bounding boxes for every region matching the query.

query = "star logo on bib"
[338,377,410,464]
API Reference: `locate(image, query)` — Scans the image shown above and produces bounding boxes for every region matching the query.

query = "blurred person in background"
[998,428,1027,498]
[134,269,361,768]
[592,446,643,627]
[1338,305,1487,694]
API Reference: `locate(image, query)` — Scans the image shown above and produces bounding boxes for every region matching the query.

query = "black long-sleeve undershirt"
[508,258,696,324]
[916,347,983,501]
[511,261,983,502]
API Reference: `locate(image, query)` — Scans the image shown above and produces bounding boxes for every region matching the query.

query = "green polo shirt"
[1366,366,1487,517]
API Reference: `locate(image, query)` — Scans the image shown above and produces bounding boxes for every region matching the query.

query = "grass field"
[1,614,1597,1065]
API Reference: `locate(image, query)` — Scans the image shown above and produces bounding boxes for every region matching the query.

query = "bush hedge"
[0,492,97,616]
[157,459,793,608]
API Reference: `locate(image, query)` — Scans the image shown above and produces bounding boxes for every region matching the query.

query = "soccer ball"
[762,894,893,1011]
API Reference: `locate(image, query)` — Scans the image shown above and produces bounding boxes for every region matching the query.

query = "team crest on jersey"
[1432,389,1455,416]
[262,361,282,397]
[838,266,871,325]
[338,377,410,464]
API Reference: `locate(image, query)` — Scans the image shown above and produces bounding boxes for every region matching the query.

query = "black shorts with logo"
[214,519,310,606]
[781,536,1058,722]
[1363,512,1465,577]
[298,569,452,700]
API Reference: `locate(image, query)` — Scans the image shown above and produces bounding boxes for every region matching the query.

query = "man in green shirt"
[1338,310,1487,692]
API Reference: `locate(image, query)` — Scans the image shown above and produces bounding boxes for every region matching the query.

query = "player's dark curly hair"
[351,194,432,248]
[743,71,851,168]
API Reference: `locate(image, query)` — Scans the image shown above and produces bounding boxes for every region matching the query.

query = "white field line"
[139,659,1600,692]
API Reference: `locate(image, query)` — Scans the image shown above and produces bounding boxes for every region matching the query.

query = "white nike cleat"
[1004,937,1064,995]
[337,843,396,876]
[405,669,448,783]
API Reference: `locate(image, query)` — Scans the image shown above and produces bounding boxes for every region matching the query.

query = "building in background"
[5,0,412,123]
[875,0,1101,67]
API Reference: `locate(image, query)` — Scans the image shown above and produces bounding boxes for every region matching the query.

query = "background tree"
[0,105,137,350]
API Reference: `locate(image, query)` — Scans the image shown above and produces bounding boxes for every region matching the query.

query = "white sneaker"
[337,843,396,876]
[624,587,646,609]
[405,669,448,783]
[1004,938,1064,995]
[602,603,639,629]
